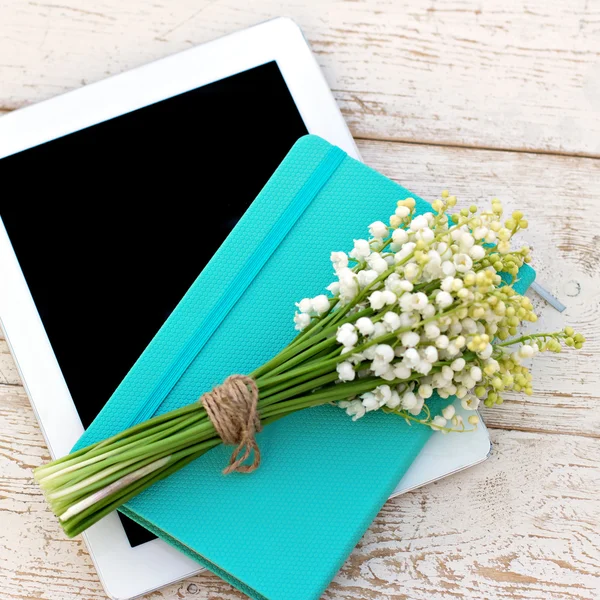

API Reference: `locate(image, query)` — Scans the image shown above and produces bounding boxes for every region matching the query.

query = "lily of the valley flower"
[322,194,584,432]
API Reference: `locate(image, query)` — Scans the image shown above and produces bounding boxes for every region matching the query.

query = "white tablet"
[0,17,490,600]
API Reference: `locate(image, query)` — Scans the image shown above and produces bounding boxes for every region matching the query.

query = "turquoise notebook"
[76,135,535,600]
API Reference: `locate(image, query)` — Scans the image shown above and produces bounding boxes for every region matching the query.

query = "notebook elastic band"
[126,145,347,427]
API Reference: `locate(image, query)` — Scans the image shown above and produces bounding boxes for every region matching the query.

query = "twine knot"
[200,375,262,474]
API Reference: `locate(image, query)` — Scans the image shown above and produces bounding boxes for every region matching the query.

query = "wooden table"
[1,2,599,598]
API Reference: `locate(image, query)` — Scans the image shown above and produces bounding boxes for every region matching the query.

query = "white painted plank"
[0,0,599,155]
[0,388,598,599]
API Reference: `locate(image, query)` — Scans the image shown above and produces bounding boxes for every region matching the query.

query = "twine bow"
[200,375,262,474]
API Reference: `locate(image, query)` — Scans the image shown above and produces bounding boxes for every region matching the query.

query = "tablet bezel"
[0,17,360,600]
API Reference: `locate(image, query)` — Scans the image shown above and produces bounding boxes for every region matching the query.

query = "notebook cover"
[75,135,535,600]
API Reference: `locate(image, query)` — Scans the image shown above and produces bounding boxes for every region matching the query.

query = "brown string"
[200,375,262,474]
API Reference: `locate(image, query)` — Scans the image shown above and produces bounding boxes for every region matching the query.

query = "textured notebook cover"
[76,135,535,600]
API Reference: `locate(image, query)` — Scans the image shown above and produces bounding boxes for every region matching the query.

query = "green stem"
[496,331,564,347]
[35,405,204,481]
[62,439,221,537]
[258,361,339,398]
[251,307,373,381]
[38,411,209,491]
[54,419,218,490]
[256,336,339,382]
[48,434,205,511]
[258,372,340,408]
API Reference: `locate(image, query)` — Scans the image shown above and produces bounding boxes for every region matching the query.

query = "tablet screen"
[0,61,307,546]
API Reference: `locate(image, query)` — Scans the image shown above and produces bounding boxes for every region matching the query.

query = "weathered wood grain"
[1,387,598,600]
[0,339,21,386]
[0,0,599,155]
[1,6,599,596]
[327,429,600,600]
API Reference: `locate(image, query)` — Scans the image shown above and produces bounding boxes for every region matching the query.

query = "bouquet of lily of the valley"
[35,194,584,537]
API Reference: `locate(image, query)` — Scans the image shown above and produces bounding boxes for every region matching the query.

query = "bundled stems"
[35,193,585,538]
[35,297,451,536]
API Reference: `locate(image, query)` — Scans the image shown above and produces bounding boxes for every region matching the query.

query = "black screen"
[0,61,307,546]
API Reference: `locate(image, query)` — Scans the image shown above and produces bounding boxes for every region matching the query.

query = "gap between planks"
[479,420,600,440]
[354,134,600,161]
